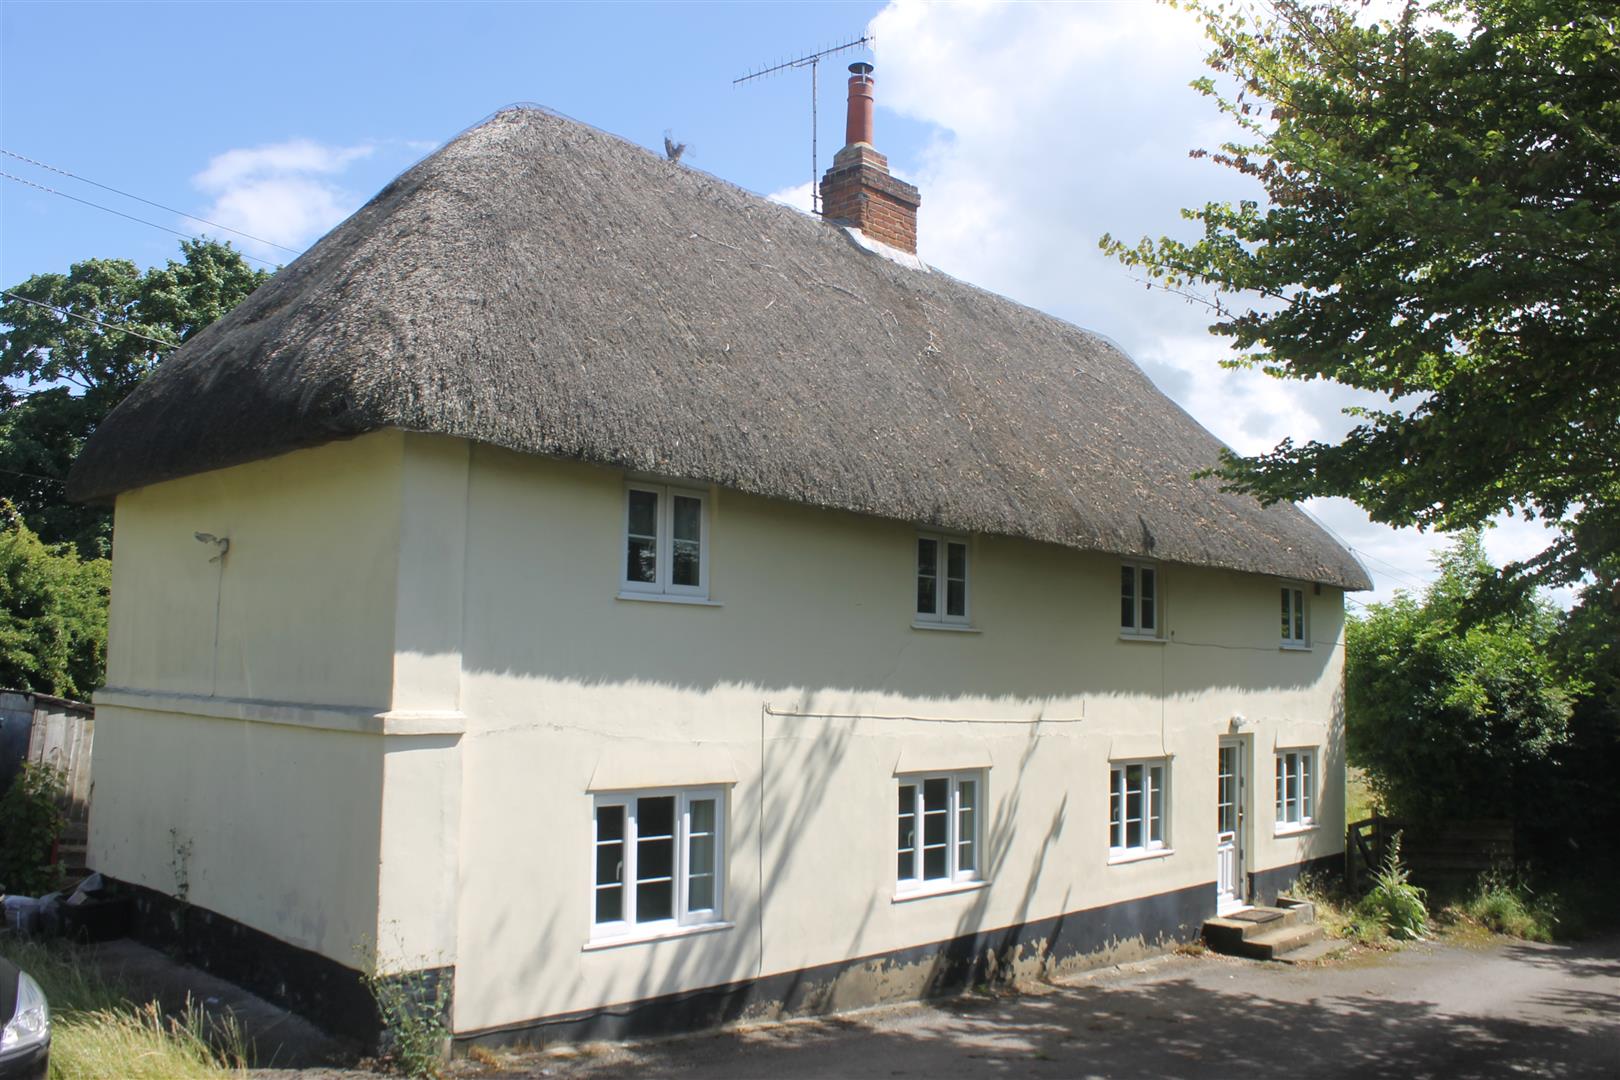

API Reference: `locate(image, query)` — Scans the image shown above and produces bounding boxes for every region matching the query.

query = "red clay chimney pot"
[845,62,875,147]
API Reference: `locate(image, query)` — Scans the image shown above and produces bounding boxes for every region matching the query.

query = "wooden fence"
[0,690,95,871]
[1347,814,1514,892]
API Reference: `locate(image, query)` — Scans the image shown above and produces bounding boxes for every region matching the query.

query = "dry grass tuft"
[0,937,245,1080]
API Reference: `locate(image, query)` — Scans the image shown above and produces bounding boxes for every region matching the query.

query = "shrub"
[0,760,65,895]
[1358,833,1429,941]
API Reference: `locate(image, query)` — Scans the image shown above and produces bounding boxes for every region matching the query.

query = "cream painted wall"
[93,431,469,969]
[92,430,1346,1028]
[104,432,405,708]
[88,702,385,961]
[449,444,1348,1034]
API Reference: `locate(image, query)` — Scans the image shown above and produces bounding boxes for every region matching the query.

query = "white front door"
[1217,739,1246,914]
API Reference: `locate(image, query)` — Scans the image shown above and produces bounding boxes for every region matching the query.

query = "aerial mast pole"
[734,34,874,216]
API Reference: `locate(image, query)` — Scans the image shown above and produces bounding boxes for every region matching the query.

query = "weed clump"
[1357,834,1429,941]
[359,951,450,1080]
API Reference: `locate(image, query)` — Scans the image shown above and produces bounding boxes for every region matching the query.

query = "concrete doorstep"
[1202,897,1339,961]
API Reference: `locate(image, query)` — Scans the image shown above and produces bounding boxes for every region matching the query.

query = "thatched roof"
[70,107,1370,590]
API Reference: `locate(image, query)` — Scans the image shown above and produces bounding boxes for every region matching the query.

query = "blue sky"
[2,1,913,281]
[0,0,1559,604]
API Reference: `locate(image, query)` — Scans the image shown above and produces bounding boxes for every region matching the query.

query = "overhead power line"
[1347,545,1432,589]
[0,171,282,269]
[1,148,302,254]
[2,290,181,349]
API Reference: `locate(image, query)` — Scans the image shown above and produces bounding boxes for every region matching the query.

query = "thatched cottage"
[70,71,1368,1048]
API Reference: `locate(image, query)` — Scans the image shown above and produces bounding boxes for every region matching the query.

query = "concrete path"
[486,935,1620,1080]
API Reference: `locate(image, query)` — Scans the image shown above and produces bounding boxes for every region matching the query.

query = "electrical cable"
[2,291,180,349]
[1,149,301,254]
[1346,545,1432,589]
[0,171,282,269]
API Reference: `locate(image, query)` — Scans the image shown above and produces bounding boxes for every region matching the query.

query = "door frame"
[1216,735,1251,914]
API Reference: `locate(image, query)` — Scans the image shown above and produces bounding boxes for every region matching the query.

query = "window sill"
[1118,633,1167,644]
[910,622,982,634]
[1273,823,1318,838]
[582,920,735,952]
[892,880,989,904]
[1107,847,1175,866]
[616,592,723,607]
[1279,642,1312,652]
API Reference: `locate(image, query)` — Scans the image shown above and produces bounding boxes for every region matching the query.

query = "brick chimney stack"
[819,63,921,255]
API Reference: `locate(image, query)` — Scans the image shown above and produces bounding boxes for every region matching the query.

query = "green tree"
[1346,532,1577,828]
[1104,0,1620,594]
[0,501,110,699]
[1,239,269,555]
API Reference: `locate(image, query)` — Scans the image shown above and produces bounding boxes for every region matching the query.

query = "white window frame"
[914,532,971,626]
[896,770,984,895]
[1120,561,1162,639]
[1108,758,1170,860]
[622,483,709,599]
[1275,748,1316,832]
[1281,584,1309,648]
[591,787,725,942]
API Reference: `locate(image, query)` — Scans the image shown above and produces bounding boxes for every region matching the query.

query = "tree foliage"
[1104,0,1620,593]
[0,501,110,700]
[0,239,269,555]
[1346,532,1577,827]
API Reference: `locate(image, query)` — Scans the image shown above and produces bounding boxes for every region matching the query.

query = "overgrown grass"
[0,937,245,1080]
[1458,876,1557,942]
[1445,865,1618,944]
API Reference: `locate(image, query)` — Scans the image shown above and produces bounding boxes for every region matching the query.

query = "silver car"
[0,955,48,1080]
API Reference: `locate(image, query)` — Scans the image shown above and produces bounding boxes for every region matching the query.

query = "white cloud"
[194,140,373,190]
[189,139,376,257]
[868,0,1562,607]
[767,180,815,215]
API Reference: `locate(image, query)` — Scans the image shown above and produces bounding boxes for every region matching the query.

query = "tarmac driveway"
[510,935,1620,1080]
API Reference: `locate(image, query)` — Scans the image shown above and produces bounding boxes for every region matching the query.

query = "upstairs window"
[592,788,724,939]
[1275,749,1315,829]
[623,484,707,598]
[916,534,969,625]
[1109,760,1169,857]
[1281,586,1308,647]
[897,772,982,893]
[1120,562,1160,637]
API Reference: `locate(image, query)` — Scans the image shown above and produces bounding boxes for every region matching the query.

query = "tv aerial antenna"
[734,33,874,216]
